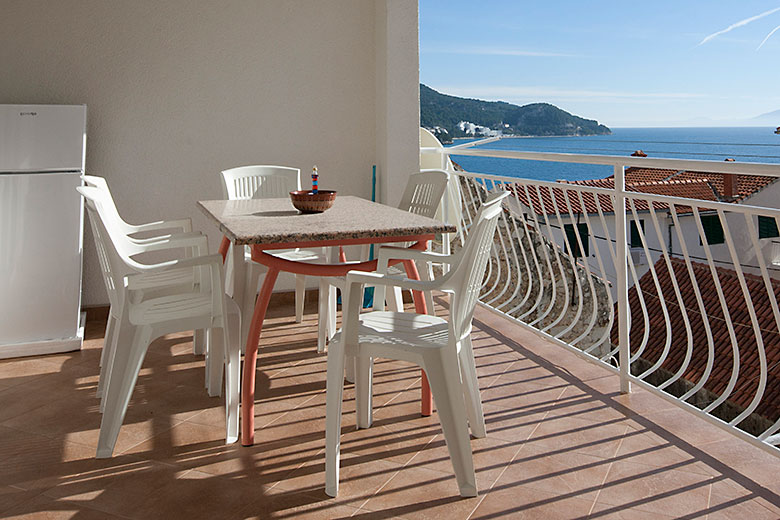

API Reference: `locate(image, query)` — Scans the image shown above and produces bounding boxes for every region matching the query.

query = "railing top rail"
[421,146,780,177]
[453,168,780,218]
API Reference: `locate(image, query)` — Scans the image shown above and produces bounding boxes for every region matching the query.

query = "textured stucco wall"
[0,0,419,305]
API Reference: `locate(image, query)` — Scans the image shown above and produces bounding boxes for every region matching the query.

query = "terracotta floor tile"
[587,500,678,519]
[639,408,734,447]
[278,456,402,508]
[595,459,713,517]
[360,466,484,519]
[498,443,612,502]
[525,414,630,459]
[1,300,777,519]
[0,486,43,516]
[239,487,361,520]
[542,385,633,423]
[479,379,568,413]
[706,473,780,517]
[470,484,595,520]
[613,426,722,477]
[407,433,521,487]
[130,469,264,520]
[0,493,124,519]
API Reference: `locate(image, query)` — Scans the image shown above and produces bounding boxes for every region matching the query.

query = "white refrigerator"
[0,104,86,359]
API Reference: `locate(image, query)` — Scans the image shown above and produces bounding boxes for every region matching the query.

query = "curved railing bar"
[720,210,768,427]
[491,181,529,311]
[562,188,600,346]
[483,181,515,306]
[528,184,566,327]
[628,199,674,381]
[644,201,695,390]
[579,191,615,355]
[511,182,553,320]
[502,186,536,315]
[689,207,742,414]
[667,206,716,402]
[546,186,586,338]
[536,185,573,332]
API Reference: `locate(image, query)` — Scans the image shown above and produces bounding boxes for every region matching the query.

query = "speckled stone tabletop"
[197,196,456,246]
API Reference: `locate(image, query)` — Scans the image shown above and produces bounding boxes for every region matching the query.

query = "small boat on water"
[775,126,780,135]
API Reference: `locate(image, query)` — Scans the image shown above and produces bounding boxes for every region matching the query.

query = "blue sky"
[419,1,780,127]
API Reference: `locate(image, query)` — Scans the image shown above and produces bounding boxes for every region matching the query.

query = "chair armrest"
[128,253,224,276]
[129,233,208,255]
[128,217,192,234]
[129,231,203,245]
[376,246,453,271]
[345,270,438,293]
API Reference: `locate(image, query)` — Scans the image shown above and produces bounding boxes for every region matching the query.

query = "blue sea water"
[448,127,780,182]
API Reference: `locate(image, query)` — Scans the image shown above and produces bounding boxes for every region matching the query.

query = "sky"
[419,1,780,127]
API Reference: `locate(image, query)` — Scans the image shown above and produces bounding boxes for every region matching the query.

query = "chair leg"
[324,339,347,498]
[295,274,306,323]
[458,336,486,438]
[355,355,373,429]
[317,278,329,353]
[345,355,356,384]
[193,329,206,356]
[327,284,337,341]
[418,259,435,316]
[97,314,117,400]
[386,286,404,312]
[223,310,241,444]
[207,328,224,397]
[96,325,152,459]
[423,349,477,497]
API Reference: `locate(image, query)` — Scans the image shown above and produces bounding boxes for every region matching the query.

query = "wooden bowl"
[289,190,337,213]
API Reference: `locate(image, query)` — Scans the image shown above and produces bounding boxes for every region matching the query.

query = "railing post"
[615,164,631,393]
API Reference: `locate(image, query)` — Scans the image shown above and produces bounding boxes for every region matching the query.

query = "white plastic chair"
[317,170,449,352]
[220,165,328,344]
[82,176,211,401]
[325,191,509,498]
[79,186,240,458]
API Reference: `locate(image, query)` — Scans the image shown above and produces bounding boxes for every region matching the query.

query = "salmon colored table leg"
[403,256,433,417]
[218,236,230,262]
[241,265,280,446]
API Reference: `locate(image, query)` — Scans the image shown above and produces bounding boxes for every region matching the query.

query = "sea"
[448,127,780,182]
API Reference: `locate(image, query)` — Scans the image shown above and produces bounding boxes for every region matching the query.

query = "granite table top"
[197,196,456,246]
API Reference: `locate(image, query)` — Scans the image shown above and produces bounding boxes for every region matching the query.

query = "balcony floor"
[1,296,779,519]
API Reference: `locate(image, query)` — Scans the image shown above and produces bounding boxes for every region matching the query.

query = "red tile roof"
[510,167,775,216]
[610,257,780,423]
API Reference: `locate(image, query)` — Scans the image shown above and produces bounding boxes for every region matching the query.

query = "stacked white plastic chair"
[82,175,211,402]
[317,170,449,352]
[220,165,328,345]
[325,191,509,498]
[79,186,240,458]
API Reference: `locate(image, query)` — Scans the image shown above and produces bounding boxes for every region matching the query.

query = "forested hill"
[421,84,611,142]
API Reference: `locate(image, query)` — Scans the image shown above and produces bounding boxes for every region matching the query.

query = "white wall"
[375,0,420,207]
[0,0,420,306]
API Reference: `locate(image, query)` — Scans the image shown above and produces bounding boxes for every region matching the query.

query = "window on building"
[700,214,724,245]
[758,215,779,239]
[564,223,589,257]
[629,219,645,248]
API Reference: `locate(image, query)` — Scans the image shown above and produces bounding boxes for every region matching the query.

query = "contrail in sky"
[698,6,780,46]
[757,24,780,50]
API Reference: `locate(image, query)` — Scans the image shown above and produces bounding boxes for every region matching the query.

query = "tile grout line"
[587,427,626,517]
[465,409,549,520]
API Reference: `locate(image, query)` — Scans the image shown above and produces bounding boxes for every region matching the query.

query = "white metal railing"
[424,144,780,455]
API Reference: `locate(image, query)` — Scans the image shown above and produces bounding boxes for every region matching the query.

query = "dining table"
[198,195,456,445]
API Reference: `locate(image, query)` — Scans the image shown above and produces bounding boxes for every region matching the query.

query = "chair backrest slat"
[446,191,508,339]
[220,165,301,201]
[398,170,448,218]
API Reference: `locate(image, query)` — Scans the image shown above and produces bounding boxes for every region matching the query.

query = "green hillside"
[420,84,611,142]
